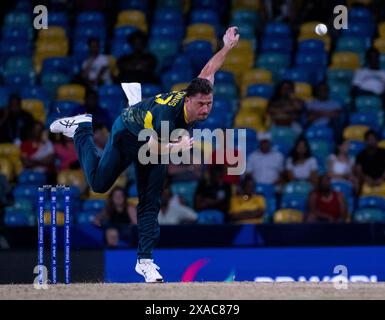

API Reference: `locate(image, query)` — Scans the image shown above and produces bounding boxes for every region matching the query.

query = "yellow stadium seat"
[241,69,272,97]
[379,22,385,38]
[234,111,266,131]
[0,143,20,159]
[0,157,13,181]
[57,169,87,193]
[343,125,370,141]
[362,183,385,198]
[299,21,321,37]
[21,99,46,123]
[185,23,217,49]
[274,209,304,223]
[34,41,69,72]
[374,38,385,54]
[57,84,86,103]
[295,82,313,101]
[116,10,147,32]
[222,53,254,85]
[234,39,254,53]
[44,211,64,226]
[37,27,67,41]
[330,52,360,70]
[171,82,189,92]
[240,97,268,114]
[298,22,331,51]
[127,197,138,206]
[108,55,119,78]
[378,140,385,149]
[233,0,260,10]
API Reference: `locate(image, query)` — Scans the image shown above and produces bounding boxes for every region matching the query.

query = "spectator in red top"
[20,122,55,175]
[53,135,80,171]
[307,175,348,223]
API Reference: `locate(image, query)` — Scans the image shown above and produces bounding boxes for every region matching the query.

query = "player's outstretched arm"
[198,26,240,84]
[147,135,194,155]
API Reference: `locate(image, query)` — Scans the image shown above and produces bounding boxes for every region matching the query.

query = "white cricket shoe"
[49,114,93,138]
[135,259,164,283]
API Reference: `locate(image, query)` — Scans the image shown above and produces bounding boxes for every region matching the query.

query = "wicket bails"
[37,185,71,285]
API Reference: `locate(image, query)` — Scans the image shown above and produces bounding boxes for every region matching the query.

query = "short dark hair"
[364,129,378,141]
[185,78,213,97]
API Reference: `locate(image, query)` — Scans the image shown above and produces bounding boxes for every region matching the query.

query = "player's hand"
[223,26,240,50]
[178,136,194,152]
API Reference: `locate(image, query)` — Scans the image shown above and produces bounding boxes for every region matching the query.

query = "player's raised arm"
[198,26,240,84]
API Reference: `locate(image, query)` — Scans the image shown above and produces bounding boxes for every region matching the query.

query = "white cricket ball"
[315,23,328,36]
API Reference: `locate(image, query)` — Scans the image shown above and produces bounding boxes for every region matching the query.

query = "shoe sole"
[135,265,164,283]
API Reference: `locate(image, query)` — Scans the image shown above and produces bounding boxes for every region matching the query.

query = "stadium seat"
[241,69,272,97]
[283,181,313,198]
[12,184,36,201]
[331,181,354,212]
[355,95,382,112]
[264,22,291,37]
[294,82,313,101]
[330,52,360,70]
[4,56,33,76]
[298,39,325,53]
[4,12,31,28]
[305,125,333,140]
[358,196,385,211]
[116,10,147,32]
[231,9,259,26]
[37,27,67,42]
[4,74,35,91]
[233,0,260,10]
[51,101,81,117]
[142,84,162,98]
[171,181,198,207]
[246,84,273,99]
[4,210,35,227]
[349,112,383,131]
[374,38,385,54]
[48,12,68,29]
[161,69,193,91]
[57,84,86,103]
[234,112,266,131]
[240,97,268,114]
[149,39,179,69]
[336,37,366,55]
[255,184,275,197]
[273,209,304,223]
[185,40,213,72]
[0,87,11,108]
[154,9,183,25]
[353,208,385,223]
[261,36,292,54]
[77,211,99,225]
[21,99,46,123]
[280,197,308,212]
[2,27,33,42]
[77,11,105,24]
[0,157,13,181]
[348,140,366,157]
[0,40,32,57]
[197,210,224,224]
[343,125,370,141]
[327,68,354,84]
[82,199,106,212]
[281,67,311,83]
[57,170,87,193]
[185,23,217,49]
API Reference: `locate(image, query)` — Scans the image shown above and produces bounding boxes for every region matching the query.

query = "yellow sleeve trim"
[144,111,153,129]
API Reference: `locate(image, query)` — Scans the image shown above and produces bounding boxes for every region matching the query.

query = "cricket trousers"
[73,116,167,259]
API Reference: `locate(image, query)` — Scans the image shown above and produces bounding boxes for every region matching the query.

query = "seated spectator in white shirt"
[81,38,112,89]
[307,82,341,127]
[286,138,318,185]
[353,47,385,97]
[246,132,284,185]
[158,186,198,225]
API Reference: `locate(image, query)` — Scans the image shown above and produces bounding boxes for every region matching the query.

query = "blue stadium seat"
[2,27,33,42]
[280,196,307,212]
[353,208,385,223]
[82,199,106,212]
[327,69,354,85]
[305,125,334,140]
[77,211,99,224]
[4,210,35,227]
[157,0,183,10]
[18,170,47,185]
[336,37,366,55]
[355,95,382,112]
[283,181,313,198]
[48,12,68,29]
[128,183,138,197]
[13,185,37,201]
[99,97,125,119]
[231,9,259,26]
[4,12,31,28]
[42,57,73,75]
[331,181,355,213]
[141,84,162,98]
[0,87,11,108]
[349,112,382,131]
[77,11,105,25]
[4,73,35,91]
[149,39,180,69]
[5,56,34,76]
[257,53,290,76]
[264,22,291,37]
[214,71,235,84]
[348,140,366,157]
[161,69,193,91]
[349,7,373,22]
[281,67,311,83]
[120,0,149,11]
[75,25,106,41]
[150,23,184,41]
[295,52,327,70]
[99,85,125,99]
[0,40,32,56]
[358,196,385,211]
[298,39,325,53]
[197,210,224,224]
[246,84,273,99]
[329,83,351,106]
[185,40,213,73]
[171,181,198,207]
[214,83,238,100]
[41,73,71,98]
[191,9,220,27]
[192,0,221,10]
[261,36,292,54]
[111,41,133,58]
[255,184,275,197]
[73,41,91,61]
[154,9,183,25]
[114,26,139,42]
[51,101,81,117]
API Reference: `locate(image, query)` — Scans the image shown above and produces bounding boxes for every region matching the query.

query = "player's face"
[186,93,213,121]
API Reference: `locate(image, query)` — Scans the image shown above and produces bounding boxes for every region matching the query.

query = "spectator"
[74,89,112,129]
[20,121,55,175]
[328,140,358,190]
[353,47,385,98]
[354,130,385,194]
[0,94,34,144]
[53,135,80,171]
[268,80,304,135]
[0,172,11,225]
[116,30,158,84]
[286,137,318,185]
[158,185,197,225]
[307,82,342,138]
[94,186,137,247]
[81,38,112,89]
[246,132,284,186]
[229,175,266,224]
[307,174,348,223]
[194,165,231,215]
